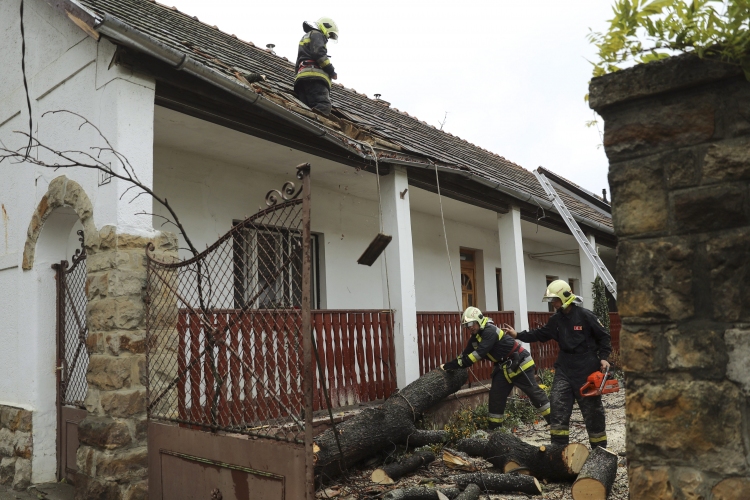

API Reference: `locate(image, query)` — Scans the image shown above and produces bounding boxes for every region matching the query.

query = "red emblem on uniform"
[574,326,583,330]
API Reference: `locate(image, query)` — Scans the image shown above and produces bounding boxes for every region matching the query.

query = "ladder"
[533,169,618,300]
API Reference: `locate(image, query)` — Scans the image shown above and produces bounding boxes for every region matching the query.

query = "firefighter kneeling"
[442,307,551,430]
[505,280,612,449]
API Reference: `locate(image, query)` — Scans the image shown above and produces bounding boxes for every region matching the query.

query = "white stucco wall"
[0,0,156,482]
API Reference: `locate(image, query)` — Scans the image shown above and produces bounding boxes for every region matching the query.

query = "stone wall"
[75,226,177,500]
[0,405,32,490]
[590,54,750,499]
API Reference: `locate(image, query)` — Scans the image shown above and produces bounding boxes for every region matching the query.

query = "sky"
[167,0,616,196]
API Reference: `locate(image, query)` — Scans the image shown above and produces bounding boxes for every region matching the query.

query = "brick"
[0,457,15,485]
[609,154,668,236]
[617,238,694,321]
[95,447,147,480]
[63,180,93,221]
[99,226,117,251]
[626,377,745,474]
[72,474,121,500]
[78,417,131,450]
[666,147,704,189]
[712,477,750,500]
[12,457,30,491]
[88,355,133,390]
[666,328,726,377]
[100,389,146,418]
[725,329,750,394]
[113,297,144,330]
[0,428,14,457]
[116,233,152,250]
[706,227,750,322]
[702,138,750,184]
[671,184,748,233]
[673,467,708,500]
[0,406,31,433]
[14,432,31,459]
[628,465,674,500]
[620,323,667,374]
[108,270,146,298]
[123,480,148,500]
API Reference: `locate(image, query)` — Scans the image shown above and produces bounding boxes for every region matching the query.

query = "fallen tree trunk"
[451,472,542,495]
[454,484,480,500]
[455,432,589,482]
[406,429,448,447]
[572,447,618,499]
[442,448,480,472]
[372,450,436,484]
[314,368,468,480]
[382,486,460,500]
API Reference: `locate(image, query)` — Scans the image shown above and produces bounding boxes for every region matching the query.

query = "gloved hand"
[509,352,521,372]
[442,358,460,370]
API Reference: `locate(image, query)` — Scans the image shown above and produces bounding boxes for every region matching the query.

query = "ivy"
[588,0,750,80]
[592,276,611,333]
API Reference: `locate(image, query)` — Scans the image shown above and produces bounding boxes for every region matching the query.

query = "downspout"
[95,15,371,159]
[381,157,615,236]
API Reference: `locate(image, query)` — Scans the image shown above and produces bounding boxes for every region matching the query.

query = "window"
[546,275,559,312]
[233,222,320,309]
[495,268,503,311]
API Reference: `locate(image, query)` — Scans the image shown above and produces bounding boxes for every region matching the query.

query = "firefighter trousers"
[549,370,607,448]
[294,78,332,116]
[487,360,551,429]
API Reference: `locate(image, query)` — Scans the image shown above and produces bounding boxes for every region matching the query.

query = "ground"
[317,390,627,499]
[0,482,73,500]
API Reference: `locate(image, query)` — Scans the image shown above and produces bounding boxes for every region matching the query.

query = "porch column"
[497,207,529,332]
[381,166,419,388]
[578,233,597,307]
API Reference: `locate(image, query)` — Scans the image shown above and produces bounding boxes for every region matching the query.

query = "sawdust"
[317,390,627,499]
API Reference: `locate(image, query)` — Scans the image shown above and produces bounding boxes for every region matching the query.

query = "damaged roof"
[73,0,612,231]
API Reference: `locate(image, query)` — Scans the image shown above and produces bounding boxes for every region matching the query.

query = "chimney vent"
[602,188,608,203]
[266,43,276,54]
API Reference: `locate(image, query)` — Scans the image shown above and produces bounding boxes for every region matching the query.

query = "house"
[0,0,616,497]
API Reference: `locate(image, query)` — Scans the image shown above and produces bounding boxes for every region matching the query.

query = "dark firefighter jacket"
[295,28,335,88]
[444,322,529,371]
[516,298,612,387]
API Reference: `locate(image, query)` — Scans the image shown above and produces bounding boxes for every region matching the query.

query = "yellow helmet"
[543,279,576,307]
[461,306,487,328]
[317,17,339,41]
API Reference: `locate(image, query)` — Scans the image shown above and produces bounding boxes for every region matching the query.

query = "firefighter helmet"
[461,306,487,328]
[317,17,339,41]
[543,279,573,303]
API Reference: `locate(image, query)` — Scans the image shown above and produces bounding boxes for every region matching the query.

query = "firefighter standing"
[294,17,339,116]
[442,307,551,430]
[505,280,611,449]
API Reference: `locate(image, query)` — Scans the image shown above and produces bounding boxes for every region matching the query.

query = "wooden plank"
[354,312,368,403]
[241,312,254,423]
[314,313,325,410]
[287,312,300,410]
[203,312,216,425]
[416,313,424,377]
[372,312,385,400]
[263,312,279,419]
[229,312,241,424]
[323,312,337,409]
[275,313,290,416]
[331,312,345,407]
[345,312,360,404]
[188,312,202,423]
[386,311,397,396]
[216,313,229,427]
[252,312,268,421]
[363,312,376,402]
[177,311,188,422]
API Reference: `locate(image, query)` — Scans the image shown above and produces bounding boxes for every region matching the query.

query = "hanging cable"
[432,160,462,313]
[20,0,33,158]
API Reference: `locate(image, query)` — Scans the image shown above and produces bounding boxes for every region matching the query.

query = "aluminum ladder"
[533,169,617,300]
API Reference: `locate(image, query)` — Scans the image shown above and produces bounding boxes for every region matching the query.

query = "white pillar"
[381,166,419,387]
[579,233,597,308]
[497,207,529,332]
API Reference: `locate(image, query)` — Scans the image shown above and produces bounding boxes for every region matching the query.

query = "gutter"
[94,14,375,160]
[381,157,615,236]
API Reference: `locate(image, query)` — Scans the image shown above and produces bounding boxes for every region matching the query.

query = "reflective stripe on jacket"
[295,30,335,87]
[455,323,526,368]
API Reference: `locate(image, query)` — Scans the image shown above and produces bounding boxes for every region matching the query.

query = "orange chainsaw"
[580,366,620,397]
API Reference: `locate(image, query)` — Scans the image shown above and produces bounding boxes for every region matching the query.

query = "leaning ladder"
[533,169,617,300]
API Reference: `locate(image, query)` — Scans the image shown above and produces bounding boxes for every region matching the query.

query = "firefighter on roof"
[442,307,551,430]
[505,280,612,449]
[294,17,339,116]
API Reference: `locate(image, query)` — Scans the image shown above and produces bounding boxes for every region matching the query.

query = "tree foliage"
[592,276,611,332]
[588,0,750,79]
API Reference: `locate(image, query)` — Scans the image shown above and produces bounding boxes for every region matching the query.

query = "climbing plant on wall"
[592,276,611,332]
[588,0,750,79]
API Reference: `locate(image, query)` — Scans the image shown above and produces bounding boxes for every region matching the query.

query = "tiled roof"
[77,0,612,229]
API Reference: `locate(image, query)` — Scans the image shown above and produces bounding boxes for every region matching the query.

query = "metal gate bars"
[145,164,314,498]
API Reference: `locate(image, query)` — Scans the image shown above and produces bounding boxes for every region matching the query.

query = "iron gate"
[53,229,89,482]
[145,164,314,500]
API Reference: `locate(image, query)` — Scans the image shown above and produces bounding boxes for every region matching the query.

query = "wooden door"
[460,249,476,310]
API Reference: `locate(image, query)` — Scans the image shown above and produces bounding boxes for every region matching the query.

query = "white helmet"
[461,306,487,328]
[316,17,339,41]
[543,279,576,308]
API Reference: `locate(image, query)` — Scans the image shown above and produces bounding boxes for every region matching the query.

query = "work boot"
[590,440,607,449]
[542,414,551,426]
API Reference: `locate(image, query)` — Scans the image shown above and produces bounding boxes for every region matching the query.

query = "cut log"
[314,368,468,480]
[371,450,436,484]
[382,486,460,500]
[571,447,618,499]
[454,484,481,500]
[451,472,542,495]
[456,432,588,482]
[406,429,448,447]
[442,448,479,472]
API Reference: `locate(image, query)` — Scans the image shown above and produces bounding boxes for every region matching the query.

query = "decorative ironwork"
[55,230,89,409]
[145,165,313,444]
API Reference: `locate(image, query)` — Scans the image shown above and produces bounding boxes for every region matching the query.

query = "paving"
[0,482,74,500]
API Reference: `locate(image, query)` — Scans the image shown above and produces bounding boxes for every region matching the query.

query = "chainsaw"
[580,366,620,397]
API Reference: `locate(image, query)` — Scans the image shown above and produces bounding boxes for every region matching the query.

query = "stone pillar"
[497,207,529,332]
[0,405,32,490]
[578,233,597,307]
[381,166,419,388]
[590,54,750,498]
[76,227,176,500]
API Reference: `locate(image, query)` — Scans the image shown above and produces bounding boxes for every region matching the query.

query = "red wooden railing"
[527,311,622,370]
[416,311,515,382]
[176,309,396,425]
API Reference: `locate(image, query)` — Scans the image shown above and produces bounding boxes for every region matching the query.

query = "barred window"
[233,222,320,309]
